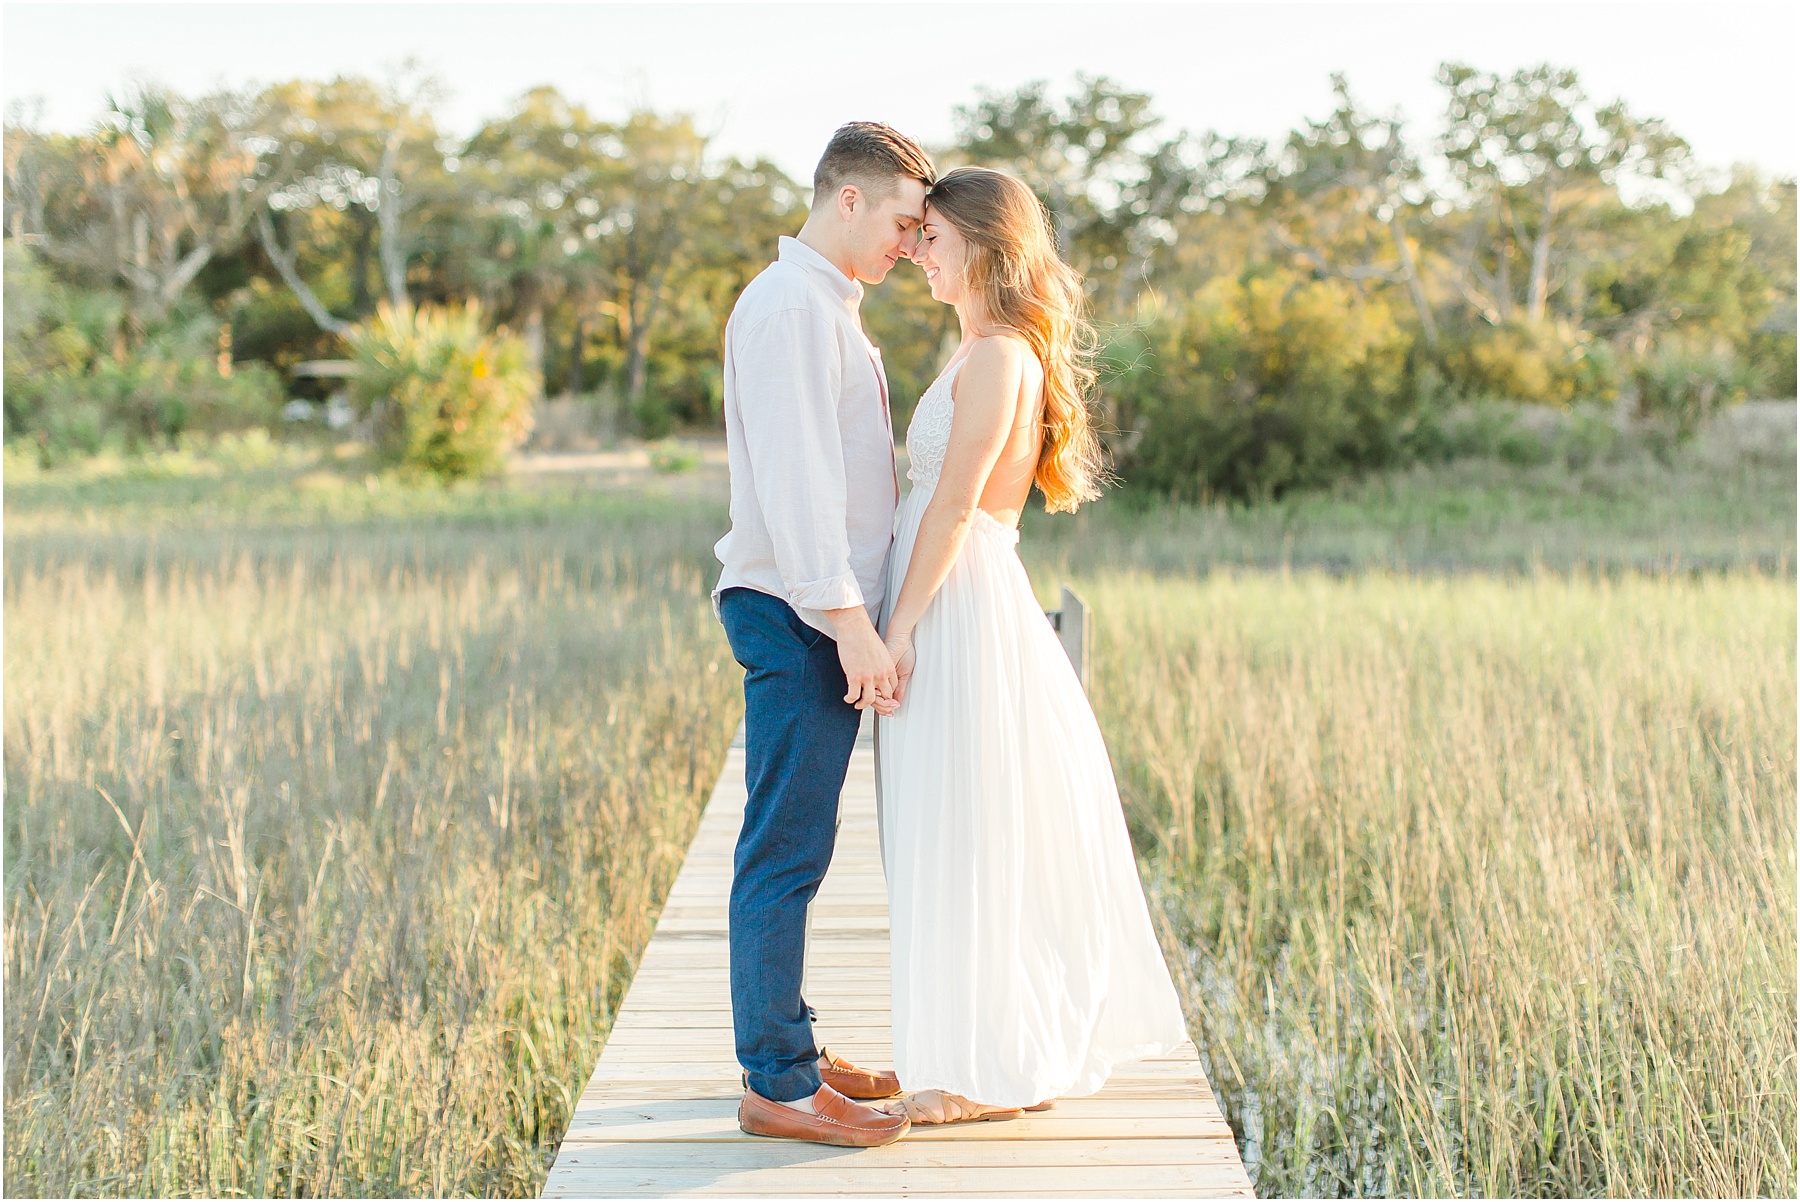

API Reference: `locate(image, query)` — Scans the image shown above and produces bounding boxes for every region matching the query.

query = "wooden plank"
[545,1162,1250,1197]
[587,1076,1198,1103]
[552,1138,1242,1168]
[580,1065,1216,1089]
[612,965,884,980]
[632,950,889,965]
[568,1101,1231,1130]
[549,1188,1244,1201]
[607,1011,896,1027]
[542,720,1253,1198]
[558,1102,1234,1133]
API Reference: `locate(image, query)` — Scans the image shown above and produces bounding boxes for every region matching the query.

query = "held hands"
[824,606,899,717]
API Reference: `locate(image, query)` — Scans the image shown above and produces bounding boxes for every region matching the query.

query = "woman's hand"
[884,629,917,705]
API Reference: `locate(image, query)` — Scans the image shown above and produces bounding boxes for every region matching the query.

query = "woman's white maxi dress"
[875,360,1189,1109]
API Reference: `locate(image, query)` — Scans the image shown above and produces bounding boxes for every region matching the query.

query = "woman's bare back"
[955,332,1044,528]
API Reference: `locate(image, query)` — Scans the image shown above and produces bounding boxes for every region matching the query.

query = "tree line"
[5,65,1794,493]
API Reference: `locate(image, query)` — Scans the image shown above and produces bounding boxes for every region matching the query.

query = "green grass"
[5,416,1794,1197]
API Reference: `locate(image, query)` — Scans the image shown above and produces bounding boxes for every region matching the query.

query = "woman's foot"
[881,1089,1024,1124]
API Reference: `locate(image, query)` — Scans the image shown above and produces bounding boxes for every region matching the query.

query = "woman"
[875,167,1189,1124]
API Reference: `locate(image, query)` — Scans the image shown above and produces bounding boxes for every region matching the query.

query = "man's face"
[841,176,928,285]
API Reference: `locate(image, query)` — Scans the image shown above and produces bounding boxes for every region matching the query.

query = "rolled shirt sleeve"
[732,306,864,614]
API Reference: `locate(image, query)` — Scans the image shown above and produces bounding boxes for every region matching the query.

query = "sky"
[5,2,1797,186]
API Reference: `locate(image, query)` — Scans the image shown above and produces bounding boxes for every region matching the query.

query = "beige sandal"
[882,1089,1024,1125]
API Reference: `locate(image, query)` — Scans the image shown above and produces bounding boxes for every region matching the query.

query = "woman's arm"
[885,336,1025,700]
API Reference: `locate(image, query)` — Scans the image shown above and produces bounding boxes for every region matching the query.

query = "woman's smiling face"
[910,204,971,306]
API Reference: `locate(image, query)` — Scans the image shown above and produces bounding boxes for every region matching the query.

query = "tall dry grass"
[7,435,1794,1198]
[4,502,740,1196]
[1092,570,1796,1196]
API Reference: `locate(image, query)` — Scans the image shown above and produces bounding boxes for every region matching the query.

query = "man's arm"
[733,306,897,712]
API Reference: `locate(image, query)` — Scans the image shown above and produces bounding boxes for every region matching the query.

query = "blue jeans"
[717,587,862,1102]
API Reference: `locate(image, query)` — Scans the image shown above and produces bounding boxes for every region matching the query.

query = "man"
[712,122,935,1147]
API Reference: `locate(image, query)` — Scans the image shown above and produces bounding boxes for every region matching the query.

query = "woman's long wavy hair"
[927,167,1103,512]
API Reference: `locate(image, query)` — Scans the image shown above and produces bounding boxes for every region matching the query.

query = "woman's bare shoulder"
[970,329,1033,360]
[950,336,1030,421]
[959,333,1033,385]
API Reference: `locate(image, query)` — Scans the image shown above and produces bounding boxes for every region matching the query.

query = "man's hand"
[824,605,898,716]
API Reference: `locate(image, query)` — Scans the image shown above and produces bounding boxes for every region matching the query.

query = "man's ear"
[837,184,861,219]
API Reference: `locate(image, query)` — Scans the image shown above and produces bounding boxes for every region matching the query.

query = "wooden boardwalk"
[544,718,1253,1198]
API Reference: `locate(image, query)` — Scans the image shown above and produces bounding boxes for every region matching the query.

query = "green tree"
[953,75,1164,307]
[457,87,617,394]
[1691,170,1797,395]
[252,68,449,335]
[586,111,714,423]
[1437,63,1691,326]
[5,85,289,324]
[1128,129,1270,305]
[1265,74,1440,345]
[642,154,805,428]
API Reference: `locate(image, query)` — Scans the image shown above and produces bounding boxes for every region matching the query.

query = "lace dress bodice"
[904,359,965,488]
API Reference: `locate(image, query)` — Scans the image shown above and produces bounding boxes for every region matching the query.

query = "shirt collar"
[779,236,863,307]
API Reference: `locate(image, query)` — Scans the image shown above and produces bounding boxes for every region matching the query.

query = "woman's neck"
[954,301,1006,344]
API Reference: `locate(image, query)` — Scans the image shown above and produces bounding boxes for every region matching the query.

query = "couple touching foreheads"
[712,121,1186,1146]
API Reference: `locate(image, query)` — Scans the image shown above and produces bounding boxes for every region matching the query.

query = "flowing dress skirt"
[875,489,1189,1108]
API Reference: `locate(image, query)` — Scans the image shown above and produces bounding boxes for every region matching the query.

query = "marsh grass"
[4,461,741,1196]
[6,428,1795,1198]
[1092,570,1797,1196]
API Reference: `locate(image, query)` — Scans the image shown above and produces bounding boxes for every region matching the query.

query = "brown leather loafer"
[817,1046,903,1100]
[738,1083,909,1147]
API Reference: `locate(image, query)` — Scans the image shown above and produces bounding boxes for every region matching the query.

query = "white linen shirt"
[712,236,899,639]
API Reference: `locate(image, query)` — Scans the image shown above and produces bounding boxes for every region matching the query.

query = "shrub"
[647,439,699,473]
[348,302,536,480]
[1633,345,1764,439]
[633,391,677,442]
[1438,319,1618,406]
[1406,400,1626,469]
[1103,270,1416,500]
[4,250,283,463]
[29,358,283,460]
[1745,328,1797,400]
[1404,401,1546,465]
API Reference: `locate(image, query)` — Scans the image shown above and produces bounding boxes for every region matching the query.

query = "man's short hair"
[812,122,936,209]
